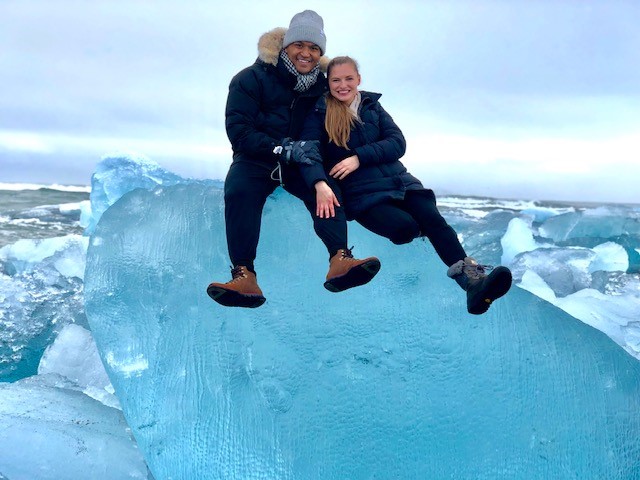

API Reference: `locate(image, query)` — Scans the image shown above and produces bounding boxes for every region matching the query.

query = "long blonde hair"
[325,56,360,149]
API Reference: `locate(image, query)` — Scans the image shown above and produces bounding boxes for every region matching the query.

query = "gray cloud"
[1,0,639,203]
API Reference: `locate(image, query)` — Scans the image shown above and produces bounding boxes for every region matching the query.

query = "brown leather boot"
[324,248,381,293]
[206,266,266,308]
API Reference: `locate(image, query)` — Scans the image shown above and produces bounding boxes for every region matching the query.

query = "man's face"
[284,41,321,74]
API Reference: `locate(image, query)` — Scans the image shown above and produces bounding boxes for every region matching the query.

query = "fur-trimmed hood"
[257,27,329,73]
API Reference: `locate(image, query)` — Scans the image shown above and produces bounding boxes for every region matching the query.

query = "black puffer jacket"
[225,28,328,167]
[300,91,423,219]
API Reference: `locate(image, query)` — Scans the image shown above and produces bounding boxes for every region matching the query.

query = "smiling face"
[328,61,361,105]
[284,41,322,74]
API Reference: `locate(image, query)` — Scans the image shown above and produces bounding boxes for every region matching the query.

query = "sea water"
[0,184,89,248]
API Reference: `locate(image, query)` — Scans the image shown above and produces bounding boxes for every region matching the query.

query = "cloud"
[0,131,53,154]
[2,0,640,204]
[402,131,640,203]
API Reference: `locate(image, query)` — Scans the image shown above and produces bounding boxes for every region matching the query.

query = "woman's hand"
[329,155,360,180]
[315,181,341,218]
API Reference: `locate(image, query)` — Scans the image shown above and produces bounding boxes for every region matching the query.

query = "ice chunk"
[38,323,118,408]
[509,246,595,297]
[518,269,556,303]
[539,206,640,242]
[500,216,541,264]
[0,234,88,278]
[554,288,639,352]
[0,373,148,480]
[83,154,225,236]
[0,235,88,381]
[520,204,573,223]
[590,241,629,273]
[85,181,640,479]
[84,154,185,235]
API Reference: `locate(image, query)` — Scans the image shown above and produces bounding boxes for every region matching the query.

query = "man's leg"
[207,161,275,308]
[224,162,276,270]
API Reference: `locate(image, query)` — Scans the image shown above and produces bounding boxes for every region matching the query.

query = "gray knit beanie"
[283,10,326,54]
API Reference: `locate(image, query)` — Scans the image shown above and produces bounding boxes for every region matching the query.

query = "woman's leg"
[402,189,467,267]
[283,167,381,292]
[355,201,421,245]
[283,167,348,258]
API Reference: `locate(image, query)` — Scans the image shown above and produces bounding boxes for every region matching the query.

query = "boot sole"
[206,285,266,308]
[324,259,381,293]
[468,267,512,315]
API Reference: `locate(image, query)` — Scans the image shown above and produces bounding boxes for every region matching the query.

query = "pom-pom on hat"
[283,10,326,54]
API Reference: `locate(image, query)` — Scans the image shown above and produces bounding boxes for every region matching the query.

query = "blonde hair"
[325,56,360,149]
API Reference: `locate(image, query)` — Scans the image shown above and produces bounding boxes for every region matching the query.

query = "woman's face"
[328,63,361,105]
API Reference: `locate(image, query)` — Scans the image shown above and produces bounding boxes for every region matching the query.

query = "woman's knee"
[388,221,420,244]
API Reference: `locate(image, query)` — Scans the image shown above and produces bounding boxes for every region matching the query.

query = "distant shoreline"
[0,182,91,193]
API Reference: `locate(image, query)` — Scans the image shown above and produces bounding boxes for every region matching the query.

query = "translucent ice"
[539,206,640,242]
[0,234,88,278]
[519,270,640,357]
[84,154,186,235]
[0,235,89,381]
[85,180,640,479]
[590,241,629,273]
[500,217,541,264]
[38,323,119,408]
[0,373,148,480]
[507,216,640,356]
[509,246,595,297]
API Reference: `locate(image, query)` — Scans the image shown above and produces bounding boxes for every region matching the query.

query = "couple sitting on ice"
[206,10,512,315]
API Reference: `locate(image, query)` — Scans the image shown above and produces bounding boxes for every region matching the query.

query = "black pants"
[223,161,347,270]
[354,189,466,267]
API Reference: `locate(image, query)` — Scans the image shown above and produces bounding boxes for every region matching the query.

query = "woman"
[295,56,512,315]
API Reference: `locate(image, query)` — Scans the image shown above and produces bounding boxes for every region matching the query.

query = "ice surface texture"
[0,373,147,480]
[85,181,640,479]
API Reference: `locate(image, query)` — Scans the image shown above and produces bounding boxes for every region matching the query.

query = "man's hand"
[290,140,322,165]
[274,138,294,161]
[329,155,360,180]
[315,180,340,218]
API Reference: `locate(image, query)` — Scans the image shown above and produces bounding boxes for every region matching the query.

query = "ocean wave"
[0,182,91,193]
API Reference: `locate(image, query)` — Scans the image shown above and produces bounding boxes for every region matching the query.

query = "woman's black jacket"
[299,91,423,219]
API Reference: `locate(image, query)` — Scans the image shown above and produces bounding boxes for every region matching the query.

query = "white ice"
[38,323,119,409]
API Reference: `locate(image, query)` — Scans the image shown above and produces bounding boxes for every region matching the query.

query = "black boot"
[447,257,512,315]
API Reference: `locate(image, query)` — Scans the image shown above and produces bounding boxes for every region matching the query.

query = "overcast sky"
[1,0,639,203]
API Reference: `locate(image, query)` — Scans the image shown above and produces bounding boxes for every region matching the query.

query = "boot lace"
[447,257,493,279]
[341,246,356,260]
[229,265,247,283]
[463,260,494,280]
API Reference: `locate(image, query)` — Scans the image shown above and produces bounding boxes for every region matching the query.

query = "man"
[207,10,380,308]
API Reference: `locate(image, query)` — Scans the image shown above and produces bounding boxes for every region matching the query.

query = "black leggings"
[354,189,466,267]
[224,161,347,269]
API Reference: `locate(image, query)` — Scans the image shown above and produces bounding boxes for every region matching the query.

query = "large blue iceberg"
[84,159,640,479]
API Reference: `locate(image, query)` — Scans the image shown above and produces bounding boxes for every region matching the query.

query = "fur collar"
[257,27,329,73]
